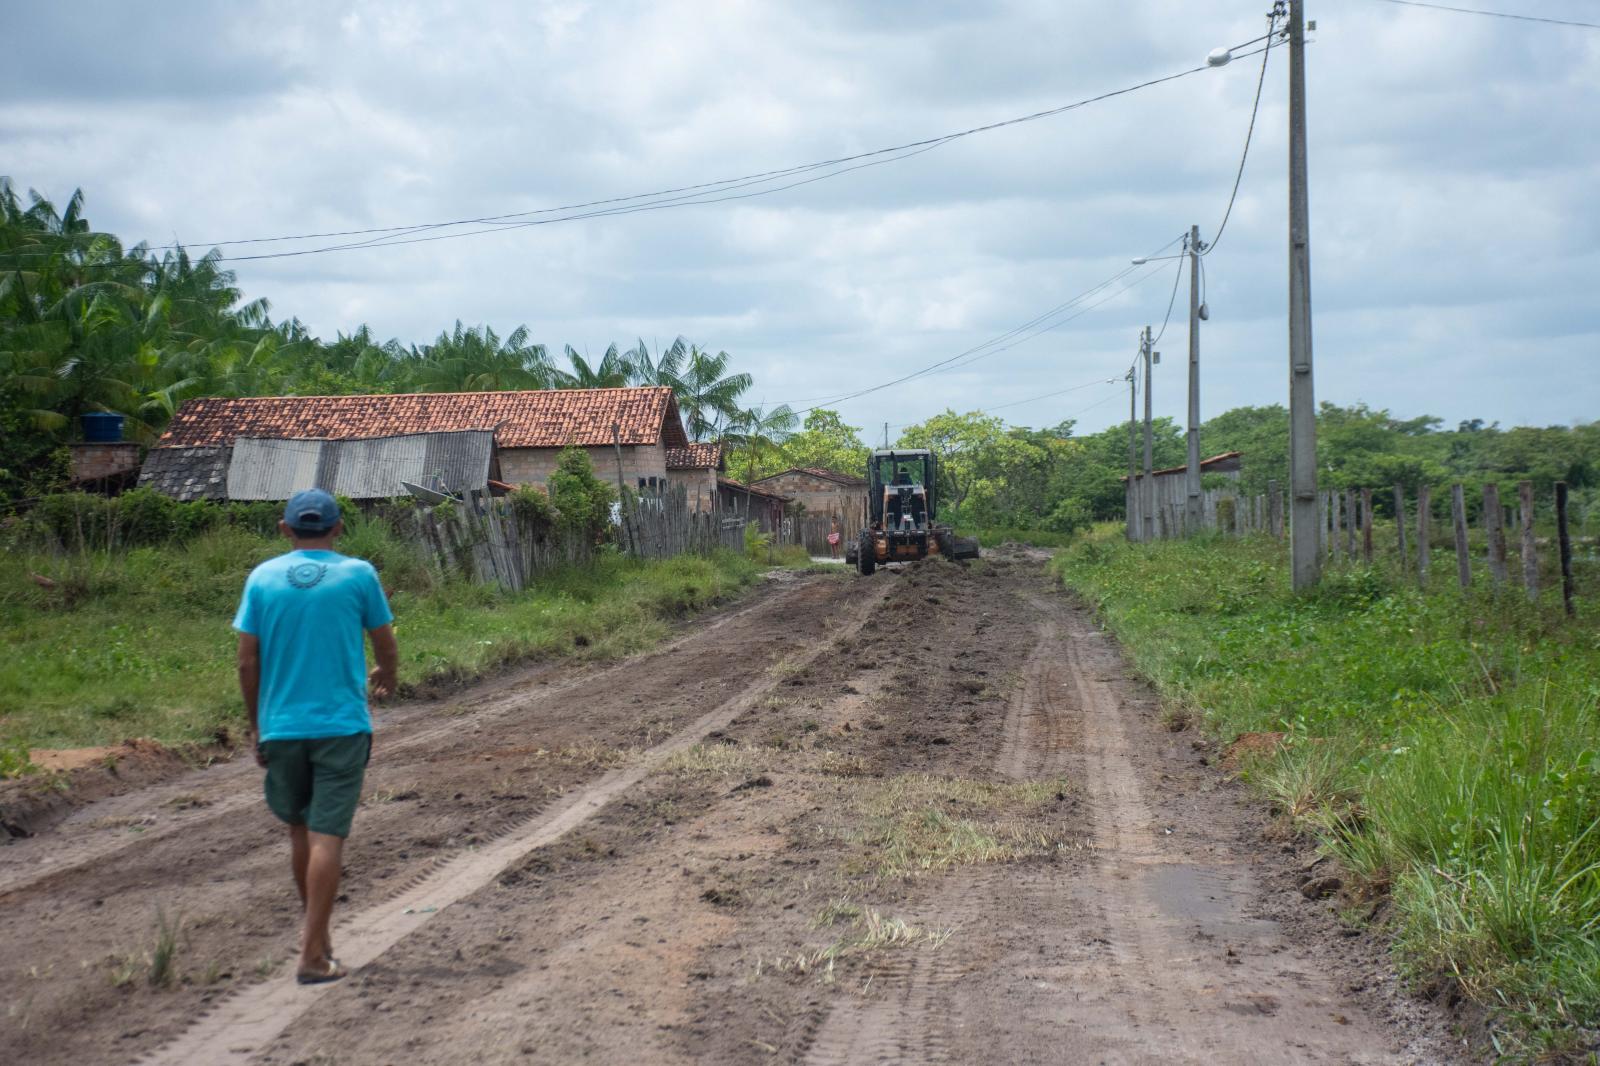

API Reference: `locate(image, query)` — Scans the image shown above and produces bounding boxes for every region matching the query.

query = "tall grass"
[0,521,761,754]
[1054,531,1600,1055]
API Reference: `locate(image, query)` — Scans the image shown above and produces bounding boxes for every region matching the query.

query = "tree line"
[0,181,793,499]
[6,180,1594,531]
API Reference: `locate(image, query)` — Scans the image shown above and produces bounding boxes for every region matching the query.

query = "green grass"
[1053,529,1600,1057]
[0,525,761,755]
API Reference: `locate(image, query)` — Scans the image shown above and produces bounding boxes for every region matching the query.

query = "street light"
[1207,47,1232,67]
[1130,256,1149,265]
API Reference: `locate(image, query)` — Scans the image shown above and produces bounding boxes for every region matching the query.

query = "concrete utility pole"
[1126,365,1139,541]
[1286,0,1320,591]
[1141,326,1155,543]
[1185,223,1203,535]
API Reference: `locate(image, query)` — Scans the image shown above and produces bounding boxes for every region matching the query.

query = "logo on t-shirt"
[287,562,329,589]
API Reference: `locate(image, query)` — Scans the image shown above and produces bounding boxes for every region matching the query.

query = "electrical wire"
[788,257,1177,416]
[1203,6,1282,256]
[1372,0,1600,29]
[884,374,1125,434]
[1149,253,1186,346]
[98,43,1270,262]
[4,43,1281,270]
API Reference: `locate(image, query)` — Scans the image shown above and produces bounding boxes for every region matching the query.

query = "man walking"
[235,489,398,985]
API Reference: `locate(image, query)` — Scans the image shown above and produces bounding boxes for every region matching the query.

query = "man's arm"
[237,633,265,767]
[367,624,399,700]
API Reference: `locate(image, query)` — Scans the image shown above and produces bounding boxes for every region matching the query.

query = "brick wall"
[499,444,668,489]
[666,467,719,508]
[753,472,864,517]
[70,442,141,483]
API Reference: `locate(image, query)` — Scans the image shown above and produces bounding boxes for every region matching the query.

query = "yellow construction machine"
[845,448,980,575]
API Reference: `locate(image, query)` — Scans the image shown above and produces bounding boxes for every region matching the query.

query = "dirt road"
[0,554,1454,1065]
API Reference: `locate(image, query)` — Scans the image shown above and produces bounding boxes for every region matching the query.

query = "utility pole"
[1141,326,1155,543]
[1286,0,1320,590]
[1185,223,1203,535]
[1126,365,1138,541]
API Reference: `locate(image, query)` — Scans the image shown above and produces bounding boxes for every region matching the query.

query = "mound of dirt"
[1,738,203,839]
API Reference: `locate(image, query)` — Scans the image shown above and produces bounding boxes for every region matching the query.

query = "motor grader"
[844,448,980,575]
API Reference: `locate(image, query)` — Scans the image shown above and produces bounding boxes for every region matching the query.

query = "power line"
[886,375,1125,434]
[107,46,1268,262]
[1372,0,1600,29]
[1204,6,1282,256]
[788,251,1180,416]
[1150,254,1186,346]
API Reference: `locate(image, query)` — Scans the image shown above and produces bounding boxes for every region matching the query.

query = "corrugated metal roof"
[225,431,495,501]
[229,438,321,501]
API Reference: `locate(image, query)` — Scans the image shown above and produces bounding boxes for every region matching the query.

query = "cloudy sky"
[7,0,1598,438]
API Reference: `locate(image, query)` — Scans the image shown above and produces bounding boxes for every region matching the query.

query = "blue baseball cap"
[284,488,340,533]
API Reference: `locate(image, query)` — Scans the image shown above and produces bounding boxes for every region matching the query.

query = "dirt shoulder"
[0,554,1459,1066]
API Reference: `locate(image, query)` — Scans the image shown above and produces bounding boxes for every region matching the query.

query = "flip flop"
[295,958,348,985]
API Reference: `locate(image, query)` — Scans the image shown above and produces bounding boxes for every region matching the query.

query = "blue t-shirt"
[233,549,394,741]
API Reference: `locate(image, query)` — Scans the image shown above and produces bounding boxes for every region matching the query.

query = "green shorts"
[261,733,371,838]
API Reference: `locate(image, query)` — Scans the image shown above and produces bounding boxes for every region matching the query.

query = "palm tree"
[411,321,551,392]
[625,336,687,388]
[548,343,633,388]
[726,403,797,518]
[672,345,751,441]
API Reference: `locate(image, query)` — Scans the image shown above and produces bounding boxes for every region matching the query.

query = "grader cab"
[844,449,980,575]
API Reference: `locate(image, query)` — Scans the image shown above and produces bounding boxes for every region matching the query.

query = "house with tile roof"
[140,387,691,501]
[664,441,725,508]
[752,466,868,522]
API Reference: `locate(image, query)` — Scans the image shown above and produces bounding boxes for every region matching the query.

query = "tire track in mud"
[133,577,893,1066]
[801,579,1423,1065]
[0,579,798,899]
[1006,593,1413,1064]
[799,591,1070,1066]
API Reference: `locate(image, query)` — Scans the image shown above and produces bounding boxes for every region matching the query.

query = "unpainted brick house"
[140,387,691,501]
[752,466,867,523]
[665,442,725,508]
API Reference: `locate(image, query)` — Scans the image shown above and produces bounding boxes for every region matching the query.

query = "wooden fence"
[1128,476,1586,615]
[619,483,747,559]
[795,498,867,556]
[1129,480,1285,541]
[404,483,752,591]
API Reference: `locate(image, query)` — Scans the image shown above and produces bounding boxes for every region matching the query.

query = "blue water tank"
[81,412,126,442]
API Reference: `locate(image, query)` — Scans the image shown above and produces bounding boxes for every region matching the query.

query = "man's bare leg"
[290,824,310,905]
[297,831,345,977]
[288,825,334,959]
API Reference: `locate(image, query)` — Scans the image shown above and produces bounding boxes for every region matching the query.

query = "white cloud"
[5,0,1598,435]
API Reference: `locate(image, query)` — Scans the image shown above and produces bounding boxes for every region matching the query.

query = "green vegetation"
[843,773,1066,881]
[1055,530,1600,1055]
[0,518,762,756]
[0,180,792,501]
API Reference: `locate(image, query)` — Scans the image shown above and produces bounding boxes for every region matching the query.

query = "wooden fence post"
[1451,483,1471,590]
[1519,480,1538,602]
[1417,484,1431,587]
[1361,488,1374,564]
[1268,480,1283,539]
[1393,484,1408,575]
[1482,483,1508,590]
[1344,487,1357,559]
[1556,481,1575,617]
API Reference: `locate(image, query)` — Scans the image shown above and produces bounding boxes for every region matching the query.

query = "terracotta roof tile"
[754,466,868,487]
[155,387,688,451]
[718,477,790,502]
[665,442,724,470]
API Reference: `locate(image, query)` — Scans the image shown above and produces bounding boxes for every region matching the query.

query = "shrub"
[509,483,555,527]
[548,448,614,540]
